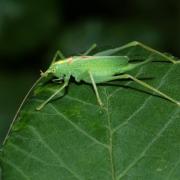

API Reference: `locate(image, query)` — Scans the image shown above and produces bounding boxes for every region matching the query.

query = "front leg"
[36,79,69,111]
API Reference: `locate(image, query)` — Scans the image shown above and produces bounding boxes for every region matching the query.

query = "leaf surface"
[1,43,180,180]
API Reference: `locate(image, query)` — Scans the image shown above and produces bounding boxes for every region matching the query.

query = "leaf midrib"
[104,88,116,180]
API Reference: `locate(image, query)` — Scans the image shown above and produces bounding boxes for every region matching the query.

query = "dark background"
[0,0,180,144]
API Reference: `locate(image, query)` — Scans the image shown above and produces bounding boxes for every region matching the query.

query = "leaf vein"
[113,65,174,133]
[116,108,180,180]
[50,104,109,149]
[104,88,116,180]
[27,125,82,180]
[1,158,30,180]
[166,156,180,179]
[8,143,58,167]
[65,95,99,107]
[41,87,99,107]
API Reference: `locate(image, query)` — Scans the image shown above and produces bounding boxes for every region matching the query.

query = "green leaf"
[1,43,180,180]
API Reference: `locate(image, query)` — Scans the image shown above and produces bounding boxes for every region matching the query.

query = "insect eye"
[51,68,56,73]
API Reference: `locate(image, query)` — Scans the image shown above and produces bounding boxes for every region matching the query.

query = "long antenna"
[2,76,43,145]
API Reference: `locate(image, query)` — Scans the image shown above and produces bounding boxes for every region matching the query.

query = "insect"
[36,41,180,110]
[3,41,180,145]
